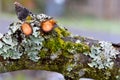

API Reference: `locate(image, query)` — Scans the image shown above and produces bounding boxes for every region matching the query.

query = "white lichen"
[88,41,119,69]
[79,69,86,77]
[36,14,51,22]
[9,22,21,34]
[50,54,58,60]
[75,40,81,44]
[0,33,3,38]
[66,65,73,72]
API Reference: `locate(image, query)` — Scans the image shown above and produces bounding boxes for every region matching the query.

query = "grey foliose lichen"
[0,23,22,59]
[87,41,119,69]
[21,27,44,62]
[0,13,51,62]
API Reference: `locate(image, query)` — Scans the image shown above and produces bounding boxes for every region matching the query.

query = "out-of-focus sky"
[0,0,120,42]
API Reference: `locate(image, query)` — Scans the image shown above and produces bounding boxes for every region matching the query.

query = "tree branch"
[0,2,119,80]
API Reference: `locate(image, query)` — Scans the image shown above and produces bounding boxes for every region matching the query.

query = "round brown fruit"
[41,19,56,32]
[21,22,33,36]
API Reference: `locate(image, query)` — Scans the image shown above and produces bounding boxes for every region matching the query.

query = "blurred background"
[0,0,120,43]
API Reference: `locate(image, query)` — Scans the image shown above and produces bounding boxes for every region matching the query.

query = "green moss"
[81,67,119,80]
[43,37,64,53]
[42,26,89,55]
[39,49,48,58]
[63,41,89,54]
[54,27,70,37]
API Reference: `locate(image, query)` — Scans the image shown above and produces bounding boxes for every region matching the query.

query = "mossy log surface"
[0,2,120,80]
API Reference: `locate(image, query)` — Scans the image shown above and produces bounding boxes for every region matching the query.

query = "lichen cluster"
[0,23,22,60]
[0,14,51,62]
[86,41,119,69]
